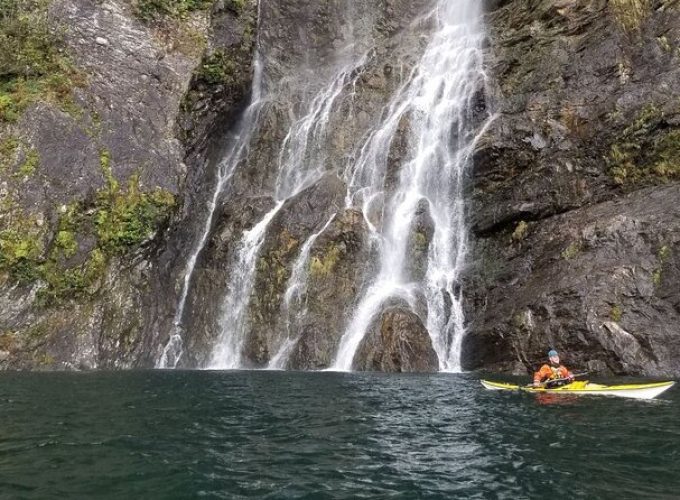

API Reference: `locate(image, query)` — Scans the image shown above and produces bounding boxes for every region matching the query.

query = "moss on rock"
[609,0,651,33]
[0,0,84,122]
[607,104,680,186]
[309,244,342,278]
[0,150,175,305]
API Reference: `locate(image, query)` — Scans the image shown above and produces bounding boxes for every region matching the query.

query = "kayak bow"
[480,379,675,400]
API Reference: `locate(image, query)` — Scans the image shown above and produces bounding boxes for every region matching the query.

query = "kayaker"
[533,349,574,388]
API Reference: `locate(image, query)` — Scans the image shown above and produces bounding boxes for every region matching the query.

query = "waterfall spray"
[156,0,268,368]
[332,0,486,371]
[206,50,369,369]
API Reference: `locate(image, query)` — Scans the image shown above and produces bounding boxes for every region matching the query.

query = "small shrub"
[0,226,43,281]
[197,50,236,85]
[133,0,214,22]
[609,0,651,33]
[607,105,680,185]
[511,220,529,242]
[17,147,39,177]
[610,304,623,322]
[95,174,175,252]
[561,241,581,260]
[0,136,19,171]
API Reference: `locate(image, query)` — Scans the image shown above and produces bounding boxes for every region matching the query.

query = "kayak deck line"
[480,379,676,400]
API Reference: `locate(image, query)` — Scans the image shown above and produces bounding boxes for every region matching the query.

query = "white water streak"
[332,0,485,371]
[208,202,284,369]
[207,52,369,369]
[157,57,267,369]
[267,214,337,369]
[275,53,367,201]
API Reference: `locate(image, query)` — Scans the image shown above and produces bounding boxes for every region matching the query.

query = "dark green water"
[1,371,678,499]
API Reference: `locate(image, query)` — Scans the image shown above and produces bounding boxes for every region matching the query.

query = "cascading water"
[207,201,284,369]
[206,47,370,369]
[267,213,336,369]
[156,56,267,369]
[160,0,487,372]
[332,0,486,371]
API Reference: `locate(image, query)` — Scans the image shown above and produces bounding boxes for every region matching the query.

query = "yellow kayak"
[480,379,676,400]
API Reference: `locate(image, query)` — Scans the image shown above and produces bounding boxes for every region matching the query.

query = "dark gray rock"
[464,185,680,376]
[355,303,439,372]
[243,173,346,366]
[463,0,680,376]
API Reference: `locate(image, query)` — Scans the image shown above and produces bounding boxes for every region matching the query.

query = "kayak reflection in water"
[535,392,579,406]
[533,349,574,388]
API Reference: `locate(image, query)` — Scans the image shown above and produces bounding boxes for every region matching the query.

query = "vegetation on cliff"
[133,0,245,22]
[608,105,680,186]
[177,0,256,148]
[0,0,83,122]
[0,150,175,305]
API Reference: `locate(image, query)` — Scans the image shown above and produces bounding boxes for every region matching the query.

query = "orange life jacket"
[533,364,571,384]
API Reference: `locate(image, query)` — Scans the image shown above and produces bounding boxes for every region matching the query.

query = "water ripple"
[0,371,678,498]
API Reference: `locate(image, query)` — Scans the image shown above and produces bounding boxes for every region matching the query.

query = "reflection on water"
[534,393,580,406]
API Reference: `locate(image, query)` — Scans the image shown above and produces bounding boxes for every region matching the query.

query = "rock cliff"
[463,0,680,375]
[2,0,679,376]
[0,0,256,368]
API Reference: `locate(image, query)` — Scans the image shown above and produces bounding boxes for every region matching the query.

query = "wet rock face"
[176,1,257,155]
[287,208,372,370]
[0,0,255,370]
[178,193,276,367]
[464,185,680,376]
[355,304,439,372]
[243,173,346,366]
[471,0,680,235]
[462,0,680,376]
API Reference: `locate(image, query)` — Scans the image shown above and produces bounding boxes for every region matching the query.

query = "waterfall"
[207,201,284,369]
[267,213,337,369]
[206,48,369,369]
[332,0,486,371]
[156,56,267,369]
[160,0,487,372]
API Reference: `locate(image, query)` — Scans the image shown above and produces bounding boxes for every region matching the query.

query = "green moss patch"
[561,241,581,260]
[652,245,672,287]
[0,152,175,305]
[0,0,84,122]
[609,0,651,33]
[95,174,175,252]
[0,136,40,177]
[309,244,342,278]
[0,136,20,171]
[607,105,680,186]
[133,0,214,22]
[511,220,529,242]
[0,225,44,282]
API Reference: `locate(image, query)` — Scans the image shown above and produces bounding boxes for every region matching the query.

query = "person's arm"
[561,366,574,380]
[533,365,549,386]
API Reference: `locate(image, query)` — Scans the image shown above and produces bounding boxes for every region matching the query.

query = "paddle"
[527,371,590,388]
